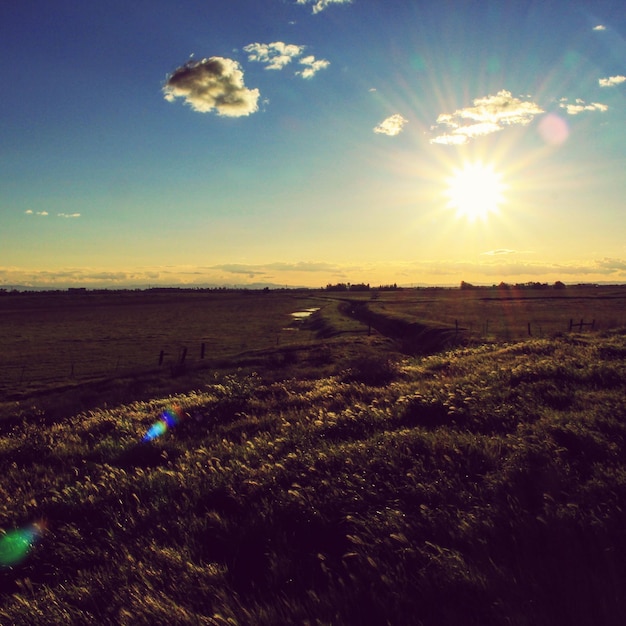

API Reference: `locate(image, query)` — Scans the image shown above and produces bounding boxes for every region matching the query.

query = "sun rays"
[444,161,506,222]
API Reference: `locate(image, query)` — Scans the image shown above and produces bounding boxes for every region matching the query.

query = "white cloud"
[456,90,543,125]
[163,57,260,117]
[593,24,606,31]
[559,98,608,115]
[295,55,330,79]
[452,122,503,139]
[373,114,408,136]
[244,43,329,79]
[57,213,81,218]
[296,0,352,14]
[430,133,469,146]
[599,75,626,87]
[430,90,543,144]
[25,210,48,216]
[243,42,305,70]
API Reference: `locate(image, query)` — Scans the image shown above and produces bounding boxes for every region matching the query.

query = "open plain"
[1,285,625,624]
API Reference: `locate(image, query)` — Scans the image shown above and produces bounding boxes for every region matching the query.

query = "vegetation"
[1,324,626,624]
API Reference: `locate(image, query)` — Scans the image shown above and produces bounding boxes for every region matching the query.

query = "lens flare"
[0,520,46,568]
[142,406,184,442]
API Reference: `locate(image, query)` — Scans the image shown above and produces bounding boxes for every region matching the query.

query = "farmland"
[1,285,625,406]
[1,285,626,624]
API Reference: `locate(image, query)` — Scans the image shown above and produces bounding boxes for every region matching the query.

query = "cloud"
[593,24,606,31]
[481,249,519,256]
[430,134,469,146]
[243,42,304,70]
[163,57,260,117]
[430,90,543,144]
[212,261,340,276]
[596,258,626,272]
[451,122,503,139]
[210,264,268,278]
[243,43,329,79]
[25,210,79,218]
[599,75,626,87]
[296,55,330,79]
[559,98,608,115]
[374,114,408,136]
[296,0,352,14]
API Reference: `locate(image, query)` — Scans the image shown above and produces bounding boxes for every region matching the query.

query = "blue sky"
[2,0,626,288]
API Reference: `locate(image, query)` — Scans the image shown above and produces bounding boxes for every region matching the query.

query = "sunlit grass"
[1,331,625,624]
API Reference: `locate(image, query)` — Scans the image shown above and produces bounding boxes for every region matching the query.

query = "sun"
[445,161,505,221]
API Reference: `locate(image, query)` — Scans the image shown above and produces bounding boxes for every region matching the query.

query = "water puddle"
[290,308,319,320]
[283,307,319,331]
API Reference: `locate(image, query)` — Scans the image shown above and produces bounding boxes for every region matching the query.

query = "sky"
[2,0,626,289]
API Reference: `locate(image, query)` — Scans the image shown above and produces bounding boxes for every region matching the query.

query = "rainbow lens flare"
[142,406,184,442]
[0,521,46,568]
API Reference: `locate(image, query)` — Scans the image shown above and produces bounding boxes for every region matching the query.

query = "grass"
[1,326,625,624]
[0,290,328,397]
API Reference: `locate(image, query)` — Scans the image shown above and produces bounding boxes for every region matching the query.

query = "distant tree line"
[460,280,567,290]
[324,283,401,292]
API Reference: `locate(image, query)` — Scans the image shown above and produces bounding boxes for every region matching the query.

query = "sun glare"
[445,161,505,222]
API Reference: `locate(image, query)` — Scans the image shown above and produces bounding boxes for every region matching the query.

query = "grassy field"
[0,290,328,393]
[1,286,626,624]
[0,326,625,624]
[2,286,624,397]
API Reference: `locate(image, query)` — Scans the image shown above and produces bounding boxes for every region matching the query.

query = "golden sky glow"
[1,2,626,288]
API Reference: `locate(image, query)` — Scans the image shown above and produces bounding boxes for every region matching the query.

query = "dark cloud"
[163,57,260,117]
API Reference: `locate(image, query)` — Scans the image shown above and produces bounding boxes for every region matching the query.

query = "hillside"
[1,330,626,625]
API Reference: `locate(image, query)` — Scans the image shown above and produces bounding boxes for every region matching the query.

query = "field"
[2,286,624,401]
[1,286,626,624]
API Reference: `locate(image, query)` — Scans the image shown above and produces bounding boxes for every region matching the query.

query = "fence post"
[200,343,206,359]
[579,318,584,331]
[159,350,165,366]
[569,319,573,332]
[528,322,532,336]
[180,347,187,364]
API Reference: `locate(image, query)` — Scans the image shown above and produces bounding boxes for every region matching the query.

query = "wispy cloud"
[599,75,626,87]
[243,42,304,70]
[481,249,519,256]
[296,55,330,79]
[212,261,340,276]
[244,43,329,79]
[593,24,606,31]
[559,98,608,115]
[163,57,260,117]
[596,257,626,271]
[25,210,79,218]
[430,134,468,146]
[2,256,625,289]
[295,0,352,14]
[430,90,543,145]
[374,114,408,136]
